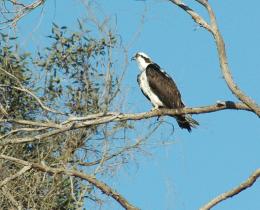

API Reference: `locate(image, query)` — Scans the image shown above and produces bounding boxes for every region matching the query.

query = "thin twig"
[0,119,61,128]
[0,165,31,187]
[0,0,45,29]
[0,127,47,140]
[1,186,22,210]
[79,139,143,167]
[0,84,65,115]
[0,103,8,116]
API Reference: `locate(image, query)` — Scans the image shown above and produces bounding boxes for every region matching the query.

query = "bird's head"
[132,52,152,71]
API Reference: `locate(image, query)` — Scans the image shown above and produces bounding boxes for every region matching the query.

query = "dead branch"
[0,103,8,116]
[0,165,31,187]
[0,101,253,145]
[1,186,22,210]
[0,84,64,115]
[0,154,140,210]
[169,0,212,32]
[169,0,260,116]
[0,0,45,29]
[200,168,260,210]
[79,139,143,167]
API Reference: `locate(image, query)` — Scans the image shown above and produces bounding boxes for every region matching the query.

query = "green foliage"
[0,35,36,119]
[0,19,129,209]
[35,23,118,115]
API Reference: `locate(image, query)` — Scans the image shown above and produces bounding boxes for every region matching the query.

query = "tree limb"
[0,67,64,115]
[0,154,140,210]
[200,168,260,210]
[0,84,65,115]
[169,0,212,32]
[0,0,45,29]
[169,0,260,116]
[0,101,254,145]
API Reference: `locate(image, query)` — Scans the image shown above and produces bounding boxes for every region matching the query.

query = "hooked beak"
[131,54,136,61]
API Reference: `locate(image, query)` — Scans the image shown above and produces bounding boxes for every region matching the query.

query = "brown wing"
[146,63,184,109]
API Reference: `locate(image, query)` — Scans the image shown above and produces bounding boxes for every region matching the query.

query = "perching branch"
[0,154,140,210]
[200,168,260,210]
[0,101,253,145]
[169,0,260,116]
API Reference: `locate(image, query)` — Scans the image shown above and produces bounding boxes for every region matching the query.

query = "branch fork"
[170,0,260,116]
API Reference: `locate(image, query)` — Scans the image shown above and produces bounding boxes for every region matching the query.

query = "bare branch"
[0,103,8,117]
[0,84,65,115]
[0,154,140,210]
[1,186,22,210]
[0,67,65,115]
[198,0,260,116]
[0,101,253,145]
[200,169,260,210]
[0,127,47,140]
[0,0,45,29]
[0,165,31,187]
[169,0,260,116]
[169,0,212,32]
[79,139,143,167]
[0,119,61,128]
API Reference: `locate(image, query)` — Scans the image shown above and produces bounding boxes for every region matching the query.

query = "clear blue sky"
[17,1,260,210]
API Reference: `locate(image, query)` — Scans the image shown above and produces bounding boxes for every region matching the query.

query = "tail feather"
[176,114,199,132]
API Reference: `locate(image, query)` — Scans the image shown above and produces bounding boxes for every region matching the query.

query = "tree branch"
[0,0,45,29]
[200,168,260,210]
[0,67,64,115]
[0,165,31,187]
[0,84,65,115]
[169,0,212,32]
[1,186,22,210]
[0,101,254,145]
[79,139,143,167]
[169,0,260,116]
[0,154,139,210]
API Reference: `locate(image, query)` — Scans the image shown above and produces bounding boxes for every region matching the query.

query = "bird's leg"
[151,106,161,121]
[151,107,159,111]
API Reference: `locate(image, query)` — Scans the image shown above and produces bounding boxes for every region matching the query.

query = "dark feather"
[145,63,199,132]
[176,116,192,132]
[146,63,184,109]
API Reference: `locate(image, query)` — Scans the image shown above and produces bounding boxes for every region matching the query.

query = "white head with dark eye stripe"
[133,52,152,72]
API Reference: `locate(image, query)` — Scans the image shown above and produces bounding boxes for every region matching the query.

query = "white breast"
[139,71,164,108]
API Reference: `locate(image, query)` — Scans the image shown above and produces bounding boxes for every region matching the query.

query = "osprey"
[132,52,199,132]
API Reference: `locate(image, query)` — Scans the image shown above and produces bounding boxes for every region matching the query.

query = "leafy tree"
[0,16,135,209]
[1,1,260,210]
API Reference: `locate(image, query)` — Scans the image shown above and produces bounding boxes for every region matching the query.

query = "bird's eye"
[141,55,150,63]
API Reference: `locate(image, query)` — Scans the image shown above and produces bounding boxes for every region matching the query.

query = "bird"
[132,52,199,132]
